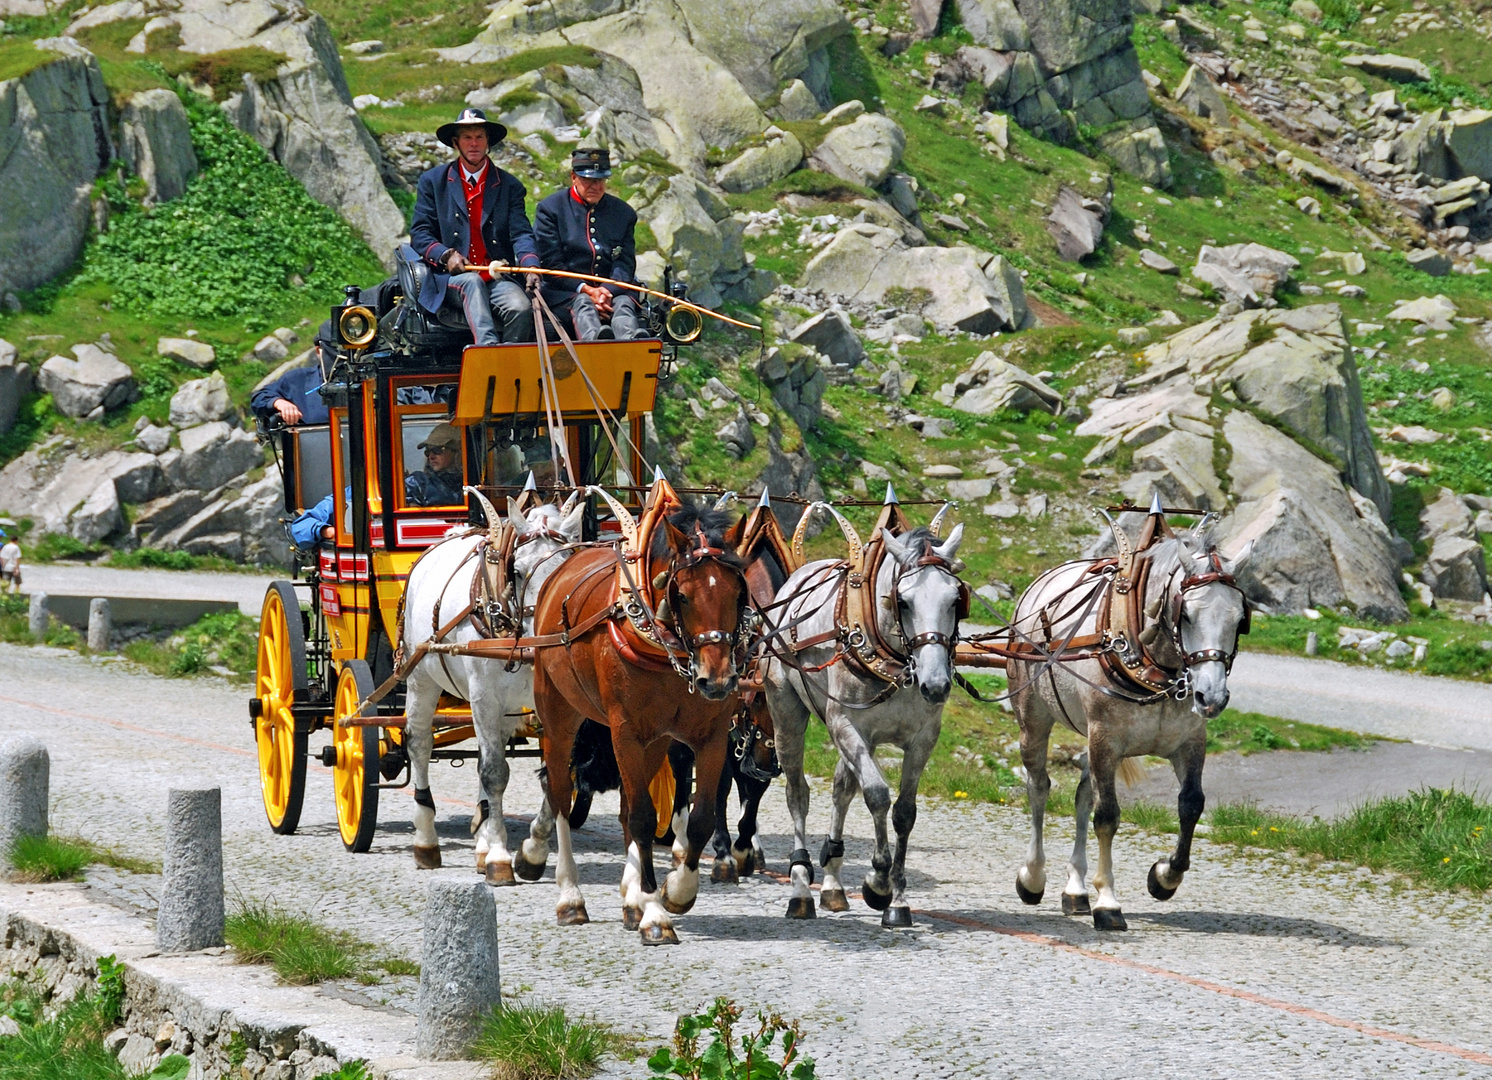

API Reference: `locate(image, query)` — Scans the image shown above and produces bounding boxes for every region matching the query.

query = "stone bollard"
[157,788,225,952]
[0,736,49,861]
[87,598,112,652]
[27,591,48,638]
[1305,631,1319,657]
[416,880,501,1059]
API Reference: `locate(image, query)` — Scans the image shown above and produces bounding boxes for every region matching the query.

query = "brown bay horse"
[530,501,750,944]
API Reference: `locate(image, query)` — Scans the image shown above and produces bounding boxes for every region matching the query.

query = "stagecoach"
[248,269,706,851]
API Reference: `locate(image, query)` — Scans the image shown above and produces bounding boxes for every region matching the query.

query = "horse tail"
[1116,756,1146,788]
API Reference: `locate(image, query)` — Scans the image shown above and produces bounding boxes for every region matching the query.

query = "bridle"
[887,551,969,659]
[1164,548,1251,675]
[651,523,756,690]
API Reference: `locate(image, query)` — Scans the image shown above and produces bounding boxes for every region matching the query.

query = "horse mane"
[887,526,938,562]
[1139,530,1215,579]
[650,502,745,566]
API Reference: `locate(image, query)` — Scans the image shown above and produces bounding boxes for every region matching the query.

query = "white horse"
[402,491,585,880]
[1007,524,1250,930]
[764,522,966,928]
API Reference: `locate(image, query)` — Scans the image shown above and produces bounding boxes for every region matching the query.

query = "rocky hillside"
[2,0,1492,670]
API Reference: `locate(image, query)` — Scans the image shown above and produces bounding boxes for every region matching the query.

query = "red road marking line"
[0,694,476,810]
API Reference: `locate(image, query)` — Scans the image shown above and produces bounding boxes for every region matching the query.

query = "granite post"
[416,880,501,1059]
[157,788,225,951]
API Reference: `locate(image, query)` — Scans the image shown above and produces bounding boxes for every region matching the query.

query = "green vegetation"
[224,903,416,986]
[122,610,259,681]
[5,834,160,882]
[648,999,815,1080]
[0,980,125,1080]
[471,1002,617,1080]
[1246,611,1492,682]
[1211,787,1492,892]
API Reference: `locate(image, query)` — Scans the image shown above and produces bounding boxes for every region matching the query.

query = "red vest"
[462,163,491,281]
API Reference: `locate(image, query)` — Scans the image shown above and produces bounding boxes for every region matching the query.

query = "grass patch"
[1244,611,1492,683]
[5,834,160,883]
[225,903,363,984]
[1203,709,1372,755]
[121,610,259,681]
[471,1001,617,1080]
[1210,787,1492,892]
[0,982,126,1080]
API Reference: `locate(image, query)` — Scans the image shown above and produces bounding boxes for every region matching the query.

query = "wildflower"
[1269,826,1279,832]
[1444,856,1452,863]
[954,791,969,799]
[1251,830,1259,836]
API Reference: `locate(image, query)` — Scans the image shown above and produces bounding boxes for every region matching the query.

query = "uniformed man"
[534,148,644,341]
[405,423,466,507]
[410,108,539,346]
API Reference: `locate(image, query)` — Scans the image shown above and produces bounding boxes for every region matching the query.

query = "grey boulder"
[1175,64,1229,125]
[1192,243,1299,305]
[1421,534,1489,601]
[0,339,33,439]
[808,112,906,188]
[174,422,263,492]
[1044,183,1107,262]
[1340,53,1432,82]
[38,344,137,418]
[169,372,234,427]
[158,337,215,370]
[788,309,865,369]
[71,477,123,543]
[118,88,198,204]
[937,351,1061,415]
[716,130,803,194]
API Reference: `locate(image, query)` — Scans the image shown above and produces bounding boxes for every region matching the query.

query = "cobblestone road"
[3,643,1491,1078]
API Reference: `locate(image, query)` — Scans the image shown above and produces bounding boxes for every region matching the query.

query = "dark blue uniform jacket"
[409,159,538,316]
[250,365,329,426]
[533,187,638,306]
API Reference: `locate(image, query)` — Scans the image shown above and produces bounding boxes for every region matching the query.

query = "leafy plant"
[648,998,815,1080]
[94,955,126,1024]
[471,1001,615,1080]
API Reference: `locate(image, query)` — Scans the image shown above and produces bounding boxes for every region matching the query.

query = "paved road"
[23,565,277,616]
[3,644,1492,1078]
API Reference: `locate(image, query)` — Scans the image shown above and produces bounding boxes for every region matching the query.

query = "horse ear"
[880,527,910,563]
[1224,539,1255,575]
[662,516,690,556]
[559,499,585,541]
[723,513,746,551]
[506,496,528,532]
[933,523,964,562]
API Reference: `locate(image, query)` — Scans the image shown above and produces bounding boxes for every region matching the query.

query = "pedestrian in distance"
[0,531,20,594]
[410,108,540,346]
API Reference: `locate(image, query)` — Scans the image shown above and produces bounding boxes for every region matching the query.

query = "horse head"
[879,523,966,705]
[508,495,586,627]
[1168,529,1252,719]
[654,505,749,700]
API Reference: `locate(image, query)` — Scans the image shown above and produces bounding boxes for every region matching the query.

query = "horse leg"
[1150,732,1206,901]
[826,716,891,913]
[734,774,769,877]
[614,730,674,944]
[667,741,693,868]
[819,759,859,913]
[404,669,441,869]
[664,725,726,917]
[883,732,937,929]
[534,669,586,925]
[1062,749,1093,916]
[471,683,517,886]
[770,682,816,920]
[1015,709,1054,906]
[515,787,555,881]
[1088,735,1127,931]
[711,758,737,883]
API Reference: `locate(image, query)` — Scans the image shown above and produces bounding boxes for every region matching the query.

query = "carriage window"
[400,415,466,508]
[330,416,355,543]
[291,426,332,512]
[472,420,561,493]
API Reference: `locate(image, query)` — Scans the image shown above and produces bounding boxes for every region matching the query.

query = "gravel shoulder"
[3,643,1492,1078]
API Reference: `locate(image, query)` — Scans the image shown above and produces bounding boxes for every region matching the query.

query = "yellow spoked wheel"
[332,660,382,853]
[650,759,676,841]
[255,583,308,835]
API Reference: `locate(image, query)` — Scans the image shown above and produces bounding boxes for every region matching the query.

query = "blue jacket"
[289,494,334,550]
[534,187,638,305]
[250,366,328,426]
[409,159,538,316]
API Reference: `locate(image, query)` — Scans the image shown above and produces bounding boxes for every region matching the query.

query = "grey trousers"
[449,273,534,346]
[551,290,643,341]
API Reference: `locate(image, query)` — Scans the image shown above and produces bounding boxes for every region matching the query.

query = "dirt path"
[22,564,277,616]
[3,643,1491,1078]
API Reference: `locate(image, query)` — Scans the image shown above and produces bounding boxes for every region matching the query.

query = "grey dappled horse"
[764,524,965,928]
[1008,527,1250,930]
[402,494,584,878]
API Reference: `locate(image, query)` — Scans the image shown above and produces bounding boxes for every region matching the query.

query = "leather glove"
[443,250,466,274]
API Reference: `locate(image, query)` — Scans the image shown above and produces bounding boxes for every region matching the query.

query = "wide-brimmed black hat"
[436,107,507,148]
[571,147,612,178]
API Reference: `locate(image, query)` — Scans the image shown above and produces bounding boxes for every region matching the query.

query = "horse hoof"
[413,845,442,870]
[712,859,738,884]
[1147,862,1179,902]
[1061,892,1091,916]
[1092,908,1128,932]
[475,852,487,873]
[557,902,589,926]
[513,855,546,882]
[485,860,516,887]
[622,906,642,931]
[1014,874,1043,906]
[820,888,850,913]
[861,883,892,912]
[640,923,679,946]
[733,848,757,876]
[882,906,913,930]
[662,893,696,916]
[785,896,816,920]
